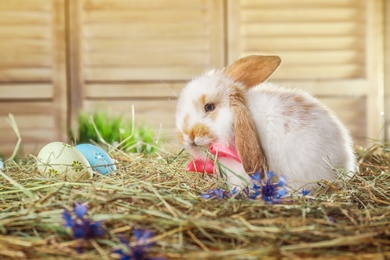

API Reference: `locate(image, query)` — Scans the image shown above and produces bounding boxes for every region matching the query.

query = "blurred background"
[0,0,388,156]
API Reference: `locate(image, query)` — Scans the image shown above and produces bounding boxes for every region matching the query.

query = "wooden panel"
[83,99,177,130]
[319,96,367,144]
[1,143,49,157]
[0,129,56,143]
[0,84,53,99]
[385,0,390,141]
[0,11,50,25]
[0,103,63,156]
[0,52,51,67]
[85,82,183,98]
[228,0,384,146]
[81,0,224,82]
[0,0,67,156]
[0,0,50,11]
[228,0,367,80]
[0,1,53,83]
[0,26,50,39]
[0,114,56,129]
[275,80,367,96]
[85,38,209,52]
[244,36,364,51]
[0,102,57,116]
[84,67,204,81]
[242,8,361,22]
[0,69,52,82]
[83,0,207,9]
[240,0,361,8]
[84,9,206,23]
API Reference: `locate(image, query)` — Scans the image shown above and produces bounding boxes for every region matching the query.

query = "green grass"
[71,111,158,154]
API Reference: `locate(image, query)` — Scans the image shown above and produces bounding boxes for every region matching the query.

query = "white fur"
[176,71,356,191]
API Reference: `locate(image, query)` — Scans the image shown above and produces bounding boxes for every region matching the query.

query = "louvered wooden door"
[228,0,383,145]
[0,0,67,156]
[68,0,225,137]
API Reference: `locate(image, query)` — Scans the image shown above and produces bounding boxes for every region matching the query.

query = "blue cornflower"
[200,171,287,202]
[301,189,310,196]
[113,228,164,260]
[62,202,104,240]
[201,188,232,199]
[251,171,287,203]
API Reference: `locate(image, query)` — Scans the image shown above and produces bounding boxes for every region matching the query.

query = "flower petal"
[62,210,73,227]
[74,202,88,219]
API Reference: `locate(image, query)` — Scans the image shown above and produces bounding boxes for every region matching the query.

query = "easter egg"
[75,144,116,175]
[36,142,93,181]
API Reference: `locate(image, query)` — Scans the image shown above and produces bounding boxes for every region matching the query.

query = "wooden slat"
[84,23,208,38]
[0,11,50,25]
[244,36,364,51]
[85,52,210,67]
[241,0,361,8]
[1,142,49,157]
[0,84,53,99]
[51,0,68,142]
[274,79,367,96]
[0,68,51,82]
[243,50,363,65]
[0,114,55,129]
[0,53,51,67]
[83,99,177,130]
[365,0,385,142]
[85,67,205,81]
[0,129,56,143]
[0,0,50,11]
[272,64,363,80]
[0,26,50,39]
[85,82,183,98]
[0,102,55,115]
[85,38,209,52]
[83,0,206,10]
[242,22,364,37]
[84,10,205,23]
[242,8,362,22]
[0,40,51,53]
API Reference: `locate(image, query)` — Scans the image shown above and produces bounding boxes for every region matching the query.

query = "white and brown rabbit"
[176,55,355,191]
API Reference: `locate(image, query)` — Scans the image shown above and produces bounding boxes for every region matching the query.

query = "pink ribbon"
[186,144,242,174]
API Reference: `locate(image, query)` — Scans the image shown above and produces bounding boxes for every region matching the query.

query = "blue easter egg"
[75,144,116,175]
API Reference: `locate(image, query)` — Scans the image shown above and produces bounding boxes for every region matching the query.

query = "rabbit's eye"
[204,103,215,112]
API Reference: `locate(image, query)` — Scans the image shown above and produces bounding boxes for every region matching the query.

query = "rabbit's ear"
[230,89,267,176]
[225,55,281,87]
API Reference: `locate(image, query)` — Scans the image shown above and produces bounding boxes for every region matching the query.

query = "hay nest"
[0,144,389,260]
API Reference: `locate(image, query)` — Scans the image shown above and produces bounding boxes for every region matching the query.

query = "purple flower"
[113,228,164,260]
[62,202,104,240]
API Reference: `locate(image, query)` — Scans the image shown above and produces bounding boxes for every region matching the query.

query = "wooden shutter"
[228,0,384,145]
[69,0,225,134]
[0,0,67,156]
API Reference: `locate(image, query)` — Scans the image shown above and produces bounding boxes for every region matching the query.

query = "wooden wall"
[0,0,67,156]
[0,0,385,157]
[385,0,390,141]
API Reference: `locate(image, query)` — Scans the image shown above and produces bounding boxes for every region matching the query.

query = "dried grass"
[0,140,389,259]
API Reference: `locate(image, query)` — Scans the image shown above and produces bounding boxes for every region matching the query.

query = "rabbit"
[176,55,356,191]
